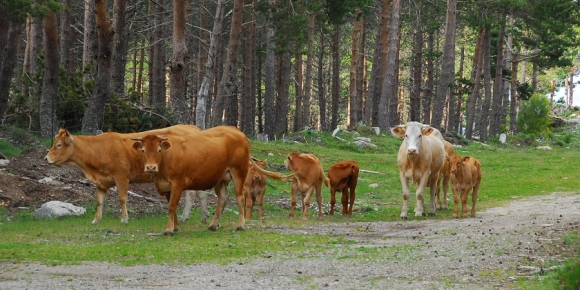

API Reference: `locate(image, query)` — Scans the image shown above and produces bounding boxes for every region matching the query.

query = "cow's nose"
[145,165,158,172]
[408,148,417,154]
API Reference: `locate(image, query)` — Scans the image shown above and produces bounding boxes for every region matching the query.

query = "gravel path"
[1,192,579,289]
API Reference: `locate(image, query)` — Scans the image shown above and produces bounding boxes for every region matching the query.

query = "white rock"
[369,183,379,188]
[38,177,63,186]
[0,159,9,167]
[35,201,86,219]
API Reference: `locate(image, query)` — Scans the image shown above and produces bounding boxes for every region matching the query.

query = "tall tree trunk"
[275,52,291,136]
[293,52,303,131]
[0,16,9,71]
[137,47,145,98]
[422,31,434,124]
[374,0,392,126]
[465,28,484,139]
[455,46,465,134]
[22,15,43,101]
[169,0,193,124]
[365,29,381,126]
[348,8,361,127]
[0,21,22,122]
[264,6,276,138]
[476,27,492,142]
[82,0,114,134]
[149,0,166,107]
[569,67,574,106]
[40,12,60,138]
[302,12,314,129]
[379,0,401,130]
[111,0,127,96]
[410,2,423,122]
[489,14,506,137]
[317,27,328,131]
[432,0,457,131]
[82,0,97,83]
[196,0,225,130]
[257,51,263,133]
[509,49,519,133]
[356,16,366,126]
[241,0,255,136]
[59,0,72,72]
[212,0,243,127]
[330,23,340,130]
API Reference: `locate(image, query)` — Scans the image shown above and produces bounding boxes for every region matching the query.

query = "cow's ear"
[287,155,292,161]
[462,156,470,162]
[421,126,434,136]
[160,141,171,150]
[391,125,406,137]
[132,142,143,150]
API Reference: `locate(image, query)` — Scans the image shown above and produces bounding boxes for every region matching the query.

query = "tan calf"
[447,154,482,218]
[284,153,329,219]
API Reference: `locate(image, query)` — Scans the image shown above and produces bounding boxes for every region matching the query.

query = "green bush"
[558,258,580,290]
[517,93,553,136]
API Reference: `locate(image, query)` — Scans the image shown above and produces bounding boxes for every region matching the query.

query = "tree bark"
[111,0,128,96]
[0,21,22,122]
[82,0,114,134]
[59,0,72,72]
[148,0,166,107]
[330,23,340,130]
[422,31,434,124]
[40,12,60,138]
[489,14,506,137]
[264,6,276,138]
[241,0,256,136]
[212,0,243,127]
[196,0,225,130]
[302,12,314,129]
[82,0,97,83]
[317,27,328,131]
[169,0,193,124]
[379,0,401,130]
[410,2,423,122]
[293,52,303,131]
[476,27,492,142]
[348,8,361,127]
[510,49,519,133]
[432,0,457,131]
[465,28,483,139]
[275,52,291,136]
[22,15,43,100]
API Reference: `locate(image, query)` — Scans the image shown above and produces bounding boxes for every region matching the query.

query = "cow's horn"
[131,137,143,141]
[160,137,168,141]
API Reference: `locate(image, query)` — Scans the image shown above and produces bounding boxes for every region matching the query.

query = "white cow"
[391,122,445,218]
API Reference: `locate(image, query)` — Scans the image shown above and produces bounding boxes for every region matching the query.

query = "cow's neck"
[67,135,103,169]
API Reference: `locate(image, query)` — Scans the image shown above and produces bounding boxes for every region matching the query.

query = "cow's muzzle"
[145,164,159,173]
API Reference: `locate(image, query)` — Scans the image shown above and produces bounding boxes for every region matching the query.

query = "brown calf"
[328,161,359,216]
[284,153,329,219]
[447,154,482,218]
[435,140,455,210]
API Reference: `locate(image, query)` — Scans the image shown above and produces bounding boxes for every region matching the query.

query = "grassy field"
[1,126,579,287]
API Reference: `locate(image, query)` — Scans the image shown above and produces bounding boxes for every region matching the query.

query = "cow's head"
[248,159,267,181]
[132,134,171,173]
[447,155,463,174]
[44,129,75,165]
[391,122,434,155]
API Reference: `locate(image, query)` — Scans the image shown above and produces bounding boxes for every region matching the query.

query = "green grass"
[1,126,580,288]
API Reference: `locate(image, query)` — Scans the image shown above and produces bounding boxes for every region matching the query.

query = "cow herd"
[44,122,481,235]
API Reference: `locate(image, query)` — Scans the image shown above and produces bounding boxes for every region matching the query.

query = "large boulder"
[34,201,86,219]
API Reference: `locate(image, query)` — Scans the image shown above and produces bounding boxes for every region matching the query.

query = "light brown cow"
[435,141,455,210]
[131,126,250,234]
[284,152,329,219]
[391,122,445,219]
[328,160,359,216]
[447,154,482,218]
[44,124,201,224]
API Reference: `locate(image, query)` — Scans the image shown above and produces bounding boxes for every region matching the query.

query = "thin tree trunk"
[294,52,303,131]
[212,0,243,127]
[348,8,361,127]
[318,27,328,131]
[455,46,465,134]
[432,0,457,131]
[374,0,392,127]
[111,0,127,96]
[264,6,276,138]
[569,67,574,106]
[275,52,291,136]
[422,31,434,124]
[40,12,60,138]
[59,0,72,71]
[82,0,114,134]
[476,27,492,142]
[22,15,43,100]
[137,47,145,98]
[241,0,255,136]
[509,49,519,133]
[410,3,423,122]
[489,14,506,137]
[82,0,97,83]
[331,23,340,130]
[303,12,314,129]
[196,0,225,130]
[149,0,166,107]
[356,16,366,126]
[465,28,484,139]
[379,0,401,130]
[0,21,22,122]
[169,0,192,124]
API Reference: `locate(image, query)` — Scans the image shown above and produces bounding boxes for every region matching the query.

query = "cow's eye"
[56,143,62,148]
[157,148,162,154]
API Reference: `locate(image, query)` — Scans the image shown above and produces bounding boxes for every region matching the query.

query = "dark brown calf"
[328,161,359,216]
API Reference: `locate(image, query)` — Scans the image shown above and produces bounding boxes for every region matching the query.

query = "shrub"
[517,93,553,136]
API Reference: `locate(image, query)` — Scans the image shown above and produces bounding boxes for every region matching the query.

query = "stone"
[35,201,86,219]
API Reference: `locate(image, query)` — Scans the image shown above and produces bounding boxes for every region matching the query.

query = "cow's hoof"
[164,231,174,236]
[428,213,436,217]
[208,225,218,231]
[301,216,308,221]
[400,216,408,220]
[235,226,245,231]
[91,219,101,225]
[452,215,458,219]
[120,218,129,224]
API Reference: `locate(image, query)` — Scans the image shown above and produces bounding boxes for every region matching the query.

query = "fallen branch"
[127,190,159,203]
[517,265,560,276]
[360,169,381,174]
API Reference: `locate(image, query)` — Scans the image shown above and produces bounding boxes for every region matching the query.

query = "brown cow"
[447,154,482,218]
[391,122,445,219]
[131,126,250,234]
[44,124,201,224]
[284,153,329,219]
[328,161,359,216]
[435,141,455,210]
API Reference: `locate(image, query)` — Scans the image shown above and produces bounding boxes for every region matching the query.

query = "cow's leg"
[427,174,439,216]
[452,185,460,219]
[198,191,208,223]
[257,187,266,220]
[209,183,227,231]
[341,188,349,216]
[435,179,442,209]
[414,174,431,217]
[115,180,130,223]
[92,186,107,224]
[244,189,254,220]
[180,190,194,222]
[461,188,469,218]
[232,177,247,231]
[471,180,480,218]
[301,187,315,220]
[329,187,337,216]
[399,172,411,219]
[289,180,298,218]
[348,182,356,216]
[441,175,450,210]
[315,185,323,218]
[165,184,184,235]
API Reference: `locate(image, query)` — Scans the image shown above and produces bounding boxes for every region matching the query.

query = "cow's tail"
[250,158,295,181]
[323,175,330,187]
